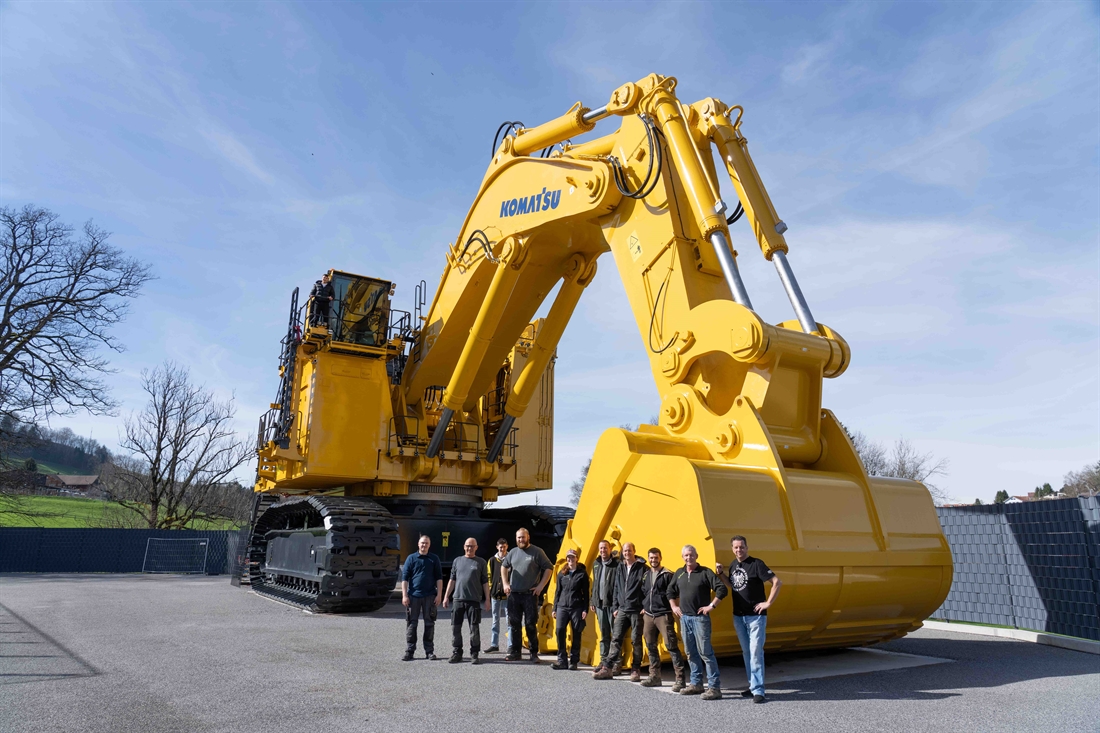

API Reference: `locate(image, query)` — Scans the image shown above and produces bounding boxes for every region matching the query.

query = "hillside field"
[1,495,238,530]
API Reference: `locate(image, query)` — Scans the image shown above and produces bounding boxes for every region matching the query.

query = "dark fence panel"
[933,496,1100,641]
[0,528,236,574]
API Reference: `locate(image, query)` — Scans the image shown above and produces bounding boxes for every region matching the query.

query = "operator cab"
[327,270,392,348]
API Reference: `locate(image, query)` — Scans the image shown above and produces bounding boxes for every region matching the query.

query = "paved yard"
[1,575,1096,733]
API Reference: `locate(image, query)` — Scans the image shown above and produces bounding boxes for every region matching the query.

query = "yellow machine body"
[253,74,952,654]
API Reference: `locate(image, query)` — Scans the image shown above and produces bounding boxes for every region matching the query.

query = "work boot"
[680,684,703,696]
[471,654,481,665]
[504,651,522,662]
[448,652,463,664]
[592,667,614,680]
[701,688,723,701]
[552,658,568,670]
[610,661,623,676]
[569,662,579,671]
[426,653,437,661]
[485,646,499,653]
[753,694,767,704]
[530,653,541,664]
[402,651,414,662]
[740,689,754,698]
[629,669,642,683]
[672,670,686,693]
[640,675,662,688]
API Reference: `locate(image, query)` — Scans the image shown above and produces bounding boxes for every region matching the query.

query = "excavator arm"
[404,74,845,468]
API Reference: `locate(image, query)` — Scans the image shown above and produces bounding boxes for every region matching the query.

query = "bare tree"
[846,429,952,505]
[0,205,149,524]
[101,363,253,529]
[1062,460,1100,497]
[0,205,151,436]
[568,458,591,507]
[569,421,646,506]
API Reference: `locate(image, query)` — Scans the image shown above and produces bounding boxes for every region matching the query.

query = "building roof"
[47,475,100,487]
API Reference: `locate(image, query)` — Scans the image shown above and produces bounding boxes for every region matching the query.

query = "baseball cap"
[565,548,578,558]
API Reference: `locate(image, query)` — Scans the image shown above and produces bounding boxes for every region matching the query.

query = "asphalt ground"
[1,575,1096,733]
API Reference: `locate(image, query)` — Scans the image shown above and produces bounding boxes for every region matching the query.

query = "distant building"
[44,475,101,496]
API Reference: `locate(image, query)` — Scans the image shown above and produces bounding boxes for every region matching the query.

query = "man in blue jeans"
[485,538,510,653]
[717,535,782,703]
[667,544,728,701]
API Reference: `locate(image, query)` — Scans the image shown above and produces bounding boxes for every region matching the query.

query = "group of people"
[401,529,781,703]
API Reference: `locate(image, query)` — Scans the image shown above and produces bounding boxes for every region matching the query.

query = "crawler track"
[247,496,400,613]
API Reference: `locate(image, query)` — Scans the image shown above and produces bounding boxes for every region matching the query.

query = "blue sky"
[2,1,1097,505]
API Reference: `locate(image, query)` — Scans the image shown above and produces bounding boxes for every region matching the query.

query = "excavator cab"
[328,271,392,348]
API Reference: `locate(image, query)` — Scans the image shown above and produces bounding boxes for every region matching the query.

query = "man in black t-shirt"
[716,535,782,704]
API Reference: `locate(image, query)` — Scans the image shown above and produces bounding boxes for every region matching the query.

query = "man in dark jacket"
[668,544,728,700]
[640,547,686,691]
[592,542,647,681]
[310,272,335,329]
[552,548,589,670]
[589,540,619,663]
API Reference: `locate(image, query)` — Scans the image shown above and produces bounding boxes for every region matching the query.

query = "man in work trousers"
[717,535,782,703]
[552,548,589,670]
[592,542,647,681]
[589,539,619,664]
[443,537,490,665]
[668,544,728,700]
[401,534,443,661]
[486,537,510,653]
[640,547,687,691]
[310,272,335,328]
[502,527,553,663]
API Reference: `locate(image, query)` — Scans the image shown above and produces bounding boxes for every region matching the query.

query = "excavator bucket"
[539,426,953,664]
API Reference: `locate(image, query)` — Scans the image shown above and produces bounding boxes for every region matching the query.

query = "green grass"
[0,495,238,529]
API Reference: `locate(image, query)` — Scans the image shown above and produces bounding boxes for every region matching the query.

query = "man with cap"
[552,548,589,670]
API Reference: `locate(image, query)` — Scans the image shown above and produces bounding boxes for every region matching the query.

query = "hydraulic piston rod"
[709,231,753,310]
[426,407,453,458]
[772,251,817,334]
[486,414,515,463]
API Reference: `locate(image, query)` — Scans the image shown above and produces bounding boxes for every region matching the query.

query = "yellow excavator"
[244,74,952,661]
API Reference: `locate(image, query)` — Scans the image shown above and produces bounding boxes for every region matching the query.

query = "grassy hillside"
[0,495,238,530]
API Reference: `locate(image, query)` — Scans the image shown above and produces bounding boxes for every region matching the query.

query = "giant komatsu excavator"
[244,74,952,660]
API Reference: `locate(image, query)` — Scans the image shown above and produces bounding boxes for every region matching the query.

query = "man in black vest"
[589,540,619,663]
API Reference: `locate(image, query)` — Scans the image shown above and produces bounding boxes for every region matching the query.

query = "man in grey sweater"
[502,528,553,663]
[443,538,490,665]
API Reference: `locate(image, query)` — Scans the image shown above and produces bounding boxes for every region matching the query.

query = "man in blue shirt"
[402,534,443,661]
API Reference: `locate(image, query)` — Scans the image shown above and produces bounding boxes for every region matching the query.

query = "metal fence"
[933,496,1100,641]
[0,528,240,575]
